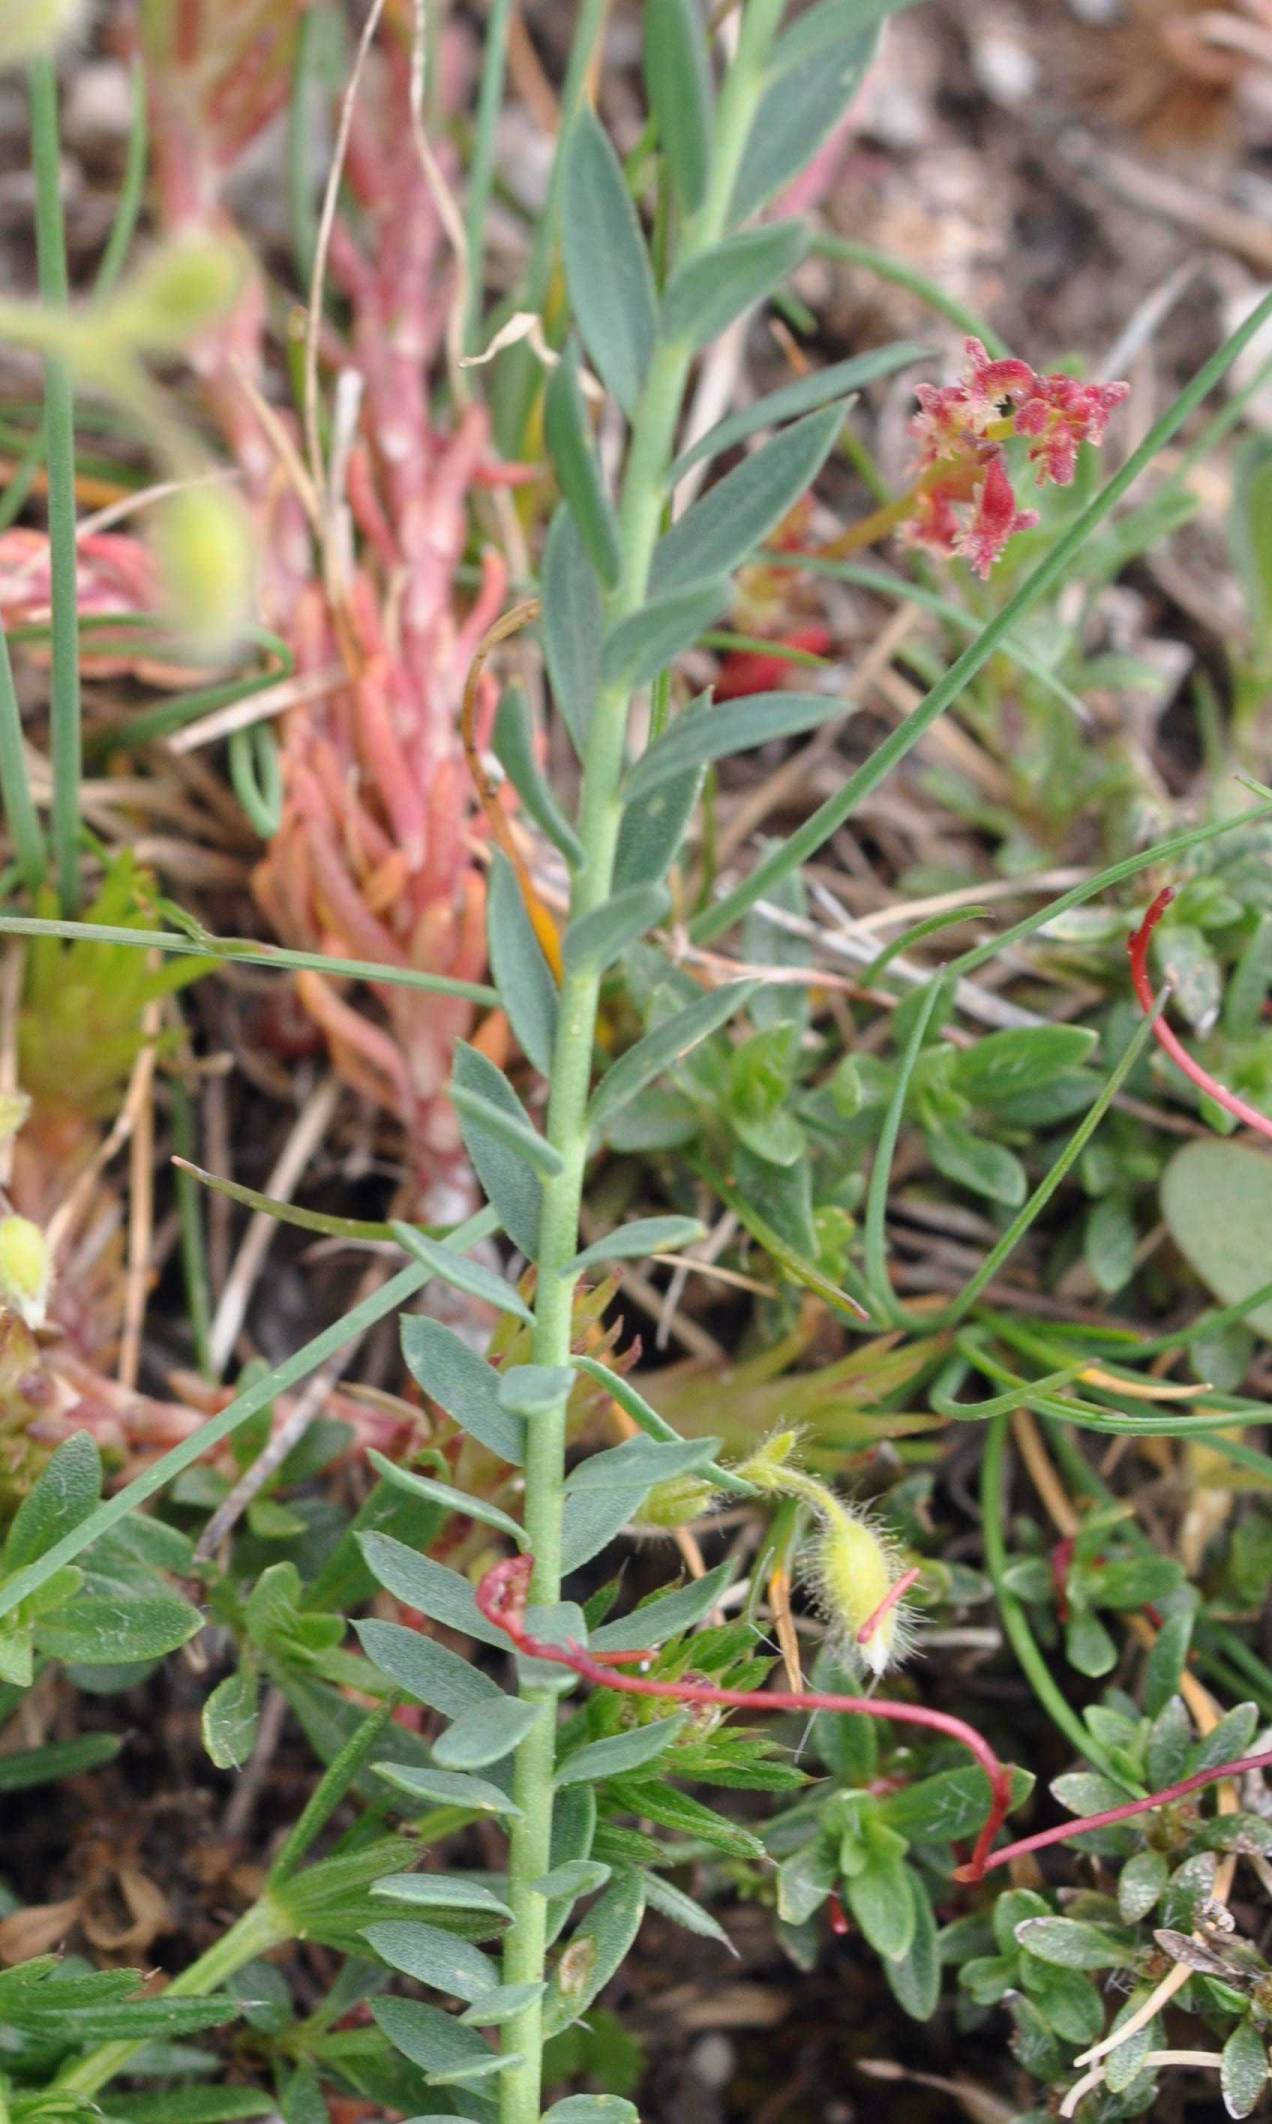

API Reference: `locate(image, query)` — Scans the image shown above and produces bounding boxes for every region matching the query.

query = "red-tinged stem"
[476,1557,1015,1879]
[966,1745,1272,1879]
[1129,889,1272,1142]
[856,1564,923,1648]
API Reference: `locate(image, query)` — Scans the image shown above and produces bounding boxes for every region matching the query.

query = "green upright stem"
[497,8,785,2116]
[28,56,82,916]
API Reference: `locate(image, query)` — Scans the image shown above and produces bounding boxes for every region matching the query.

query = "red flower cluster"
[906,337,1129,578]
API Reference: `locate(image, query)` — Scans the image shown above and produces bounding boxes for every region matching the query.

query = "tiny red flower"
[961,454,1040,580]
[903,338,1126,575]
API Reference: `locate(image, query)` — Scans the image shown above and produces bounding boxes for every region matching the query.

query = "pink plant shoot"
[142,8,517,1218]
[1129,887,1272,1142]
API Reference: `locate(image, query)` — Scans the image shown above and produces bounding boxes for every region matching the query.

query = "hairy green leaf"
[398,1311,526,1463]
[562,109,656,417]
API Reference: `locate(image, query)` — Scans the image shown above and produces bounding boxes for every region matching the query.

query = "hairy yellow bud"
[154,485,254,658]
[735,1431,918,1677]
[812,1498,915,1679]
[0,1215,49,1329]
[0,0,84,70]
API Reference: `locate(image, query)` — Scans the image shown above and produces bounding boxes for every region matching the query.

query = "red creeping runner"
[1129,888,1272,1142]
[977,1747,1272,1876]
[476,1555,1014,1879]
[475,1558,1272,1886]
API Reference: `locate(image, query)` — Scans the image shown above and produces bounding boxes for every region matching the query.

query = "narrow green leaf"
[949,1024,1098,1104]
[373,1995,508,2079]
[358,1523,526,1638]
[600,581,729,689]
[543,505,602,753]
[559,1436,720,1571]
[591,1559,734,1650]
[573,1354,755,1495]
[171,1157,397,1242]
[555,1713,685,1787]
[612,759,703,890]
[661,222,808,350]
[499,1363,575,1416]
[563,884,670,976]
[452,1081,563,1181]
[643,1870,736,1950]
[493,687,585,864]
[671,342,927,478]
[650,408,841,595]
[452,1041,541,1262]
[644,0,712,212]
[883,1871,941,2021]
[562,108,656,417]
[532,1859,612,1900]
[0,1731,120,1792]
[731,24,878,223]
[567,1214,704,1273]
[374,1760,522,1817]
[543,2102,639,2124]
[394,1223,534,1325]
[559,1487,647,1575]
[355,1620,504,1718]
[845,1842,914,1962]
[434,1696,544,1770]
[397,1315,526,1463]
[628,689,849,800]
[38,1590,201,1665]
[362,1920,498,2004]
[459,1979,546,2025]
[1014,1916,1129,1971]
[590,980,757,1130]
[487,849,558,1079]
[371,1873,514,1917]
[566,1435,722,1492]
[363,1461,526,1563]
[5,1432,100,1570]
[543,1870,646,2035]
[545,347,621,590]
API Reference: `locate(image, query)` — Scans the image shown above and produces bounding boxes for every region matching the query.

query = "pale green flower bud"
[812,1498,915,1680]
[736,1429,918,1678]
[0,0,85,71]
[0,1215,49,1329]
[154,485,255,659]
[634,1471,719,1531]
[103,235,246,356]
